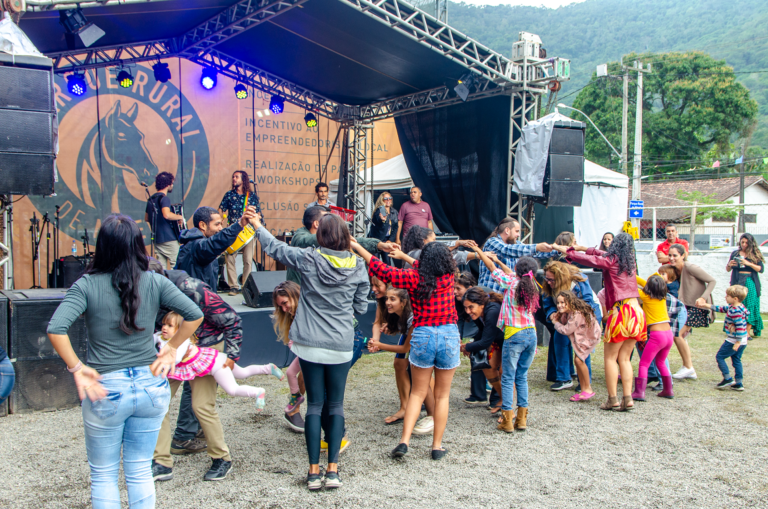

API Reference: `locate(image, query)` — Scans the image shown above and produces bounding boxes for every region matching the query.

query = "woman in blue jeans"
[47,215,203,508]
[472,246,540,432]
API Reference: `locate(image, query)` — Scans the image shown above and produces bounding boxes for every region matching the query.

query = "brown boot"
[497,410,515,433]
[514,407,528,431]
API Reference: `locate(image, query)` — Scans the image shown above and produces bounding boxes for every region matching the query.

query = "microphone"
[139,182,149,188]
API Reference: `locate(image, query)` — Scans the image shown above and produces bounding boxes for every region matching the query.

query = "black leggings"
[298,358,351,464]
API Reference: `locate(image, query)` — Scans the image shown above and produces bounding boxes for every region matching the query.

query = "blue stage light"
[234,84,248,100]
[201,68,217,90]
[270,95,284,115]
[67,72,87,96]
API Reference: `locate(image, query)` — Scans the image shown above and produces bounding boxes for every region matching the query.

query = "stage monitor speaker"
[2,289,88,413]
[49,256,87,288]
[0,54,55,196]
[0,293,7,418]
[549,126,584,156]
[242,271,287,308]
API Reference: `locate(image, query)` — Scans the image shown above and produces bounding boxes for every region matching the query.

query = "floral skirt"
[685,305,711,328]
[605,298,647,344]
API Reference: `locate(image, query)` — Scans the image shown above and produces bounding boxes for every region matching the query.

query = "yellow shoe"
[320,436,349,453]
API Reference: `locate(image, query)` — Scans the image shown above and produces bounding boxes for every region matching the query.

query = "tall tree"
[570,52,757,178]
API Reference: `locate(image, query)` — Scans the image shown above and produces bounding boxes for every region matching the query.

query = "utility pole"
[630,60,651,227]
[621,66,629,176]
[737,124,756,234]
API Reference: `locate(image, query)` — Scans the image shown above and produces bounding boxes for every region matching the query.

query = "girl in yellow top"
[632,274,674,402]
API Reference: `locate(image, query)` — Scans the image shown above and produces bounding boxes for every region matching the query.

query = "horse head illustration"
[102,100,159,187]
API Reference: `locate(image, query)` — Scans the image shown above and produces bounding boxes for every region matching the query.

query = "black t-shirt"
[145,193,177,244]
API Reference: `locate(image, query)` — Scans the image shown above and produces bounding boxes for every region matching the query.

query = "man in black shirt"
[219,171,262,296]
[145,172,184,269]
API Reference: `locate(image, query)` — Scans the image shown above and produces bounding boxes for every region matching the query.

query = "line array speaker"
[0,53,56,196]
[3,289,88,413]
[530,122,586,207]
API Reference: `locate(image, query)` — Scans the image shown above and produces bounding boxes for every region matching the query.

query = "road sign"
[629,208,643,218]
[629,200,644,209]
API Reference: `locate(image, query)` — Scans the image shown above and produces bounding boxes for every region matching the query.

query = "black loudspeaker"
[0,293,7,418]
[242,270,287,308]
[3,289,88,413]
[549,127,584,156]
[531,123,586,207]
[0,54,55,196]
[49,256,87,288]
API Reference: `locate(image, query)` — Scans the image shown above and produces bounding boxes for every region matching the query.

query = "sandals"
[570,391,595,402]
[600,396,620,411]
[489,403,503,414]
[619,395,634,412]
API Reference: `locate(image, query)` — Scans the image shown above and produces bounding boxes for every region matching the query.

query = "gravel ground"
[1,329,767,509]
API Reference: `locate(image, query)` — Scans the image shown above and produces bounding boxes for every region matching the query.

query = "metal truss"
[178,0,309,57]
[340,0,518,84]
[506,90,542,244]
[27,0,172,10]
[345,122,372,237]
[48,40,176,72]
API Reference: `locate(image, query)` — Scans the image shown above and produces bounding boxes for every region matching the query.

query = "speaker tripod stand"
[28,212,49,289]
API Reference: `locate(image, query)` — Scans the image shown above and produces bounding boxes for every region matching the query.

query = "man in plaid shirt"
[479,218,555,293]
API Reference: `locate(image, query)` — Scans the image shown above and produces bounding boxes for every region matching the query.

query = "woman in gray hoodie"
[252,213,369,491]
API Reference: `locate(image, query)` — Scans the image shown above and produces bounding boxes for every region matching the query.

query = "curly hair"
[271,281,300,345]
[740,233,764,263]
[542,260,586,296]
[383,287,413,335]
[402,226,435,255]
[414,241,456,301]
[155,171,174,192]
[556,291,595,329]
[605,232,636,276]
[513,257,540,313]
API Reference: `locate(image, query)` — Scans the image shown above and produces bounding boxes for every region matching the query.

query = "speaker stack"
[2,289,88,414]
[0,293,7,418]
[531,119,586,207]
[0,53,56,196]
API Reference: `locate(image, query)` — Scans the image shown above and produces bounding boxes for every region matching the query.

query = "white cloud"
[456,0,586,7]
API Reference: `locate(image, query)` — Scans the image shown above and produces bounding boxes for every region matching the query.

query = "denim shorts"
[409,324,460,370]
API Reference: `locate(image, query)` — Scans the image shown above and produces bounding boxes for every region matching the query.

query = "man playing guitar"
[145,171,184,269]
[219,171,263,296]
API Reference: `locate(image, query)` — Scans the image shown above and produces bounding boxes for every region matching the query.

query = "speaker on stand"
[3,289,88,414]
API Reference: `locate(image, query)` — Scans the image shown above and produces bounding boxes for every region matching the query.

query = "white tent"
[574,160,629,248]
[331,154,628,247]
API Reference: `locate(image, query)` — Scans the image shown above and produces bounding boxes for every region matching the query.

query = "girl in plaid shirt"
[351,240,457,461]
[471,245,540,433]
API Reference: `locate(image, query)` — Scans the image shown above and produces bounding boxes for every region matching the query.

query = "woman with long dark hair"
[667,243,716,380]
[727,233,764,337]
[47,215,203,508]
[460,287,505,413]
[253,213,369,490]
[599,232,614,252]
[552,233,645,411]
[352,241,459,460]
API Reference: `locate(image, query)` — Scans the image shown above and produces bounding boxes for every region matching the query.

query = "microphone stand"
[144,186,157,257]
[81,229,91,258]
[29,213,40,288]
[44,213,50,288]
[53,205,61,287]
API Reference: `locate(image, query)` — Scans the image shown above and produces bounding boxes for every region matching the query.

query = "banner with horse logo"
[13,59,401,289]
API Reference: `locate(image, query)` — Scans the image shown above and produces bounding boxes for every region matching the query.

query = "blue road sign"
[629,200,644,209]
[629,209,643,218]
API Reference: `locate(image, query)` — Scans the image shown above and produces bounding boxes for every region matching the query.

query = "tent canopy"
[585,159,628,188]
[330,154,412,192]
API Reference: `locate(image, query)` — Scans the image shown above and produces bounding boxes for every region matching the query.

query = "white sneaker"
[672,367,697,380]
[412,416,434,435]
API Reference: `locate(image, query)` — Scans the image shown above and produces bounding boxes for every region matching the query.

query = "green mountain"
[447,0,768,149]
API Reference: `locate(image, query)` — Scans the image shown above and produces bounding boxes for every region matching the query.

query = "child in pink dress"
[552,291,602,402]
[155,312,284,410]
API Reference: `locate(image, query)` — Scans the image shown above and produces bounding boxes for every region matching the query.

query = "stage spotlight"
[234,84,248,100]
[454,72,476,102]
[304,112,317,128]
[67,72,87,97]
[117,69,133,88]
[59,7,105,48]
[270,95,284,115]
[153,62,171,83]
[201,68,217,90]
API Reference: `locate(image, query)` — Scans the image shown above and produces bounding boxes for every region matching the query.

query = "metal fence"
[633,202,768,252]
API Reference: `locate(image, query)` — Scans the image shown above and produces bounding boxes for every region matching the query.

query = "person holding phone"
[369,192,399,262]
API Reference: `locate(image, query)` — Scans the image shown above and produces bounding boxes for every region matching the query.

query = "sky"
[457,0,586,7]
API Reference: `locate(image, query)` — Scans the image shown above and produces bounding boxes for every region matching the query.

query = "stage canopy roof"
[17,0,538,122]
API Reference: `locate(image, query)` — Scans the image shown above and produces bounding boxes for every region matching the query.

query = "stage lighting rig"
[201,68,217,90]
[117,68,133,88]
[59,7,105,48]
[304,113,317,128]
[270,95,285,115]
[153,62,171,83]
[454,72,476,102]
[234,84,248,100]
[67,71,87,97]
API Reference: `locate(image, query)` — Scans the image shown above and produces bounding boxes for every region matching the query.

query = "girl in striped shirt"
[471,245,540,433]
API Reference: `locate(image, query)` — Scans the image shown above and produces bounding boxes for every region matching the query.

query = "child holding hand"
[551,291,601,402]
[155,312,284,410]
[695,285,750,391]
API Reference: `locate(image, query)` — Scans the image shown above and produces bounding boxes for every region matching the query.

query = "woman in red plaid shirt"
[351,240,458,461]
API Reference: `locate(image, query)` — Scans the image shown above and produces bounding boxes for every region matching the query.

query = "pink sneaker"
[285,393,304,413]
